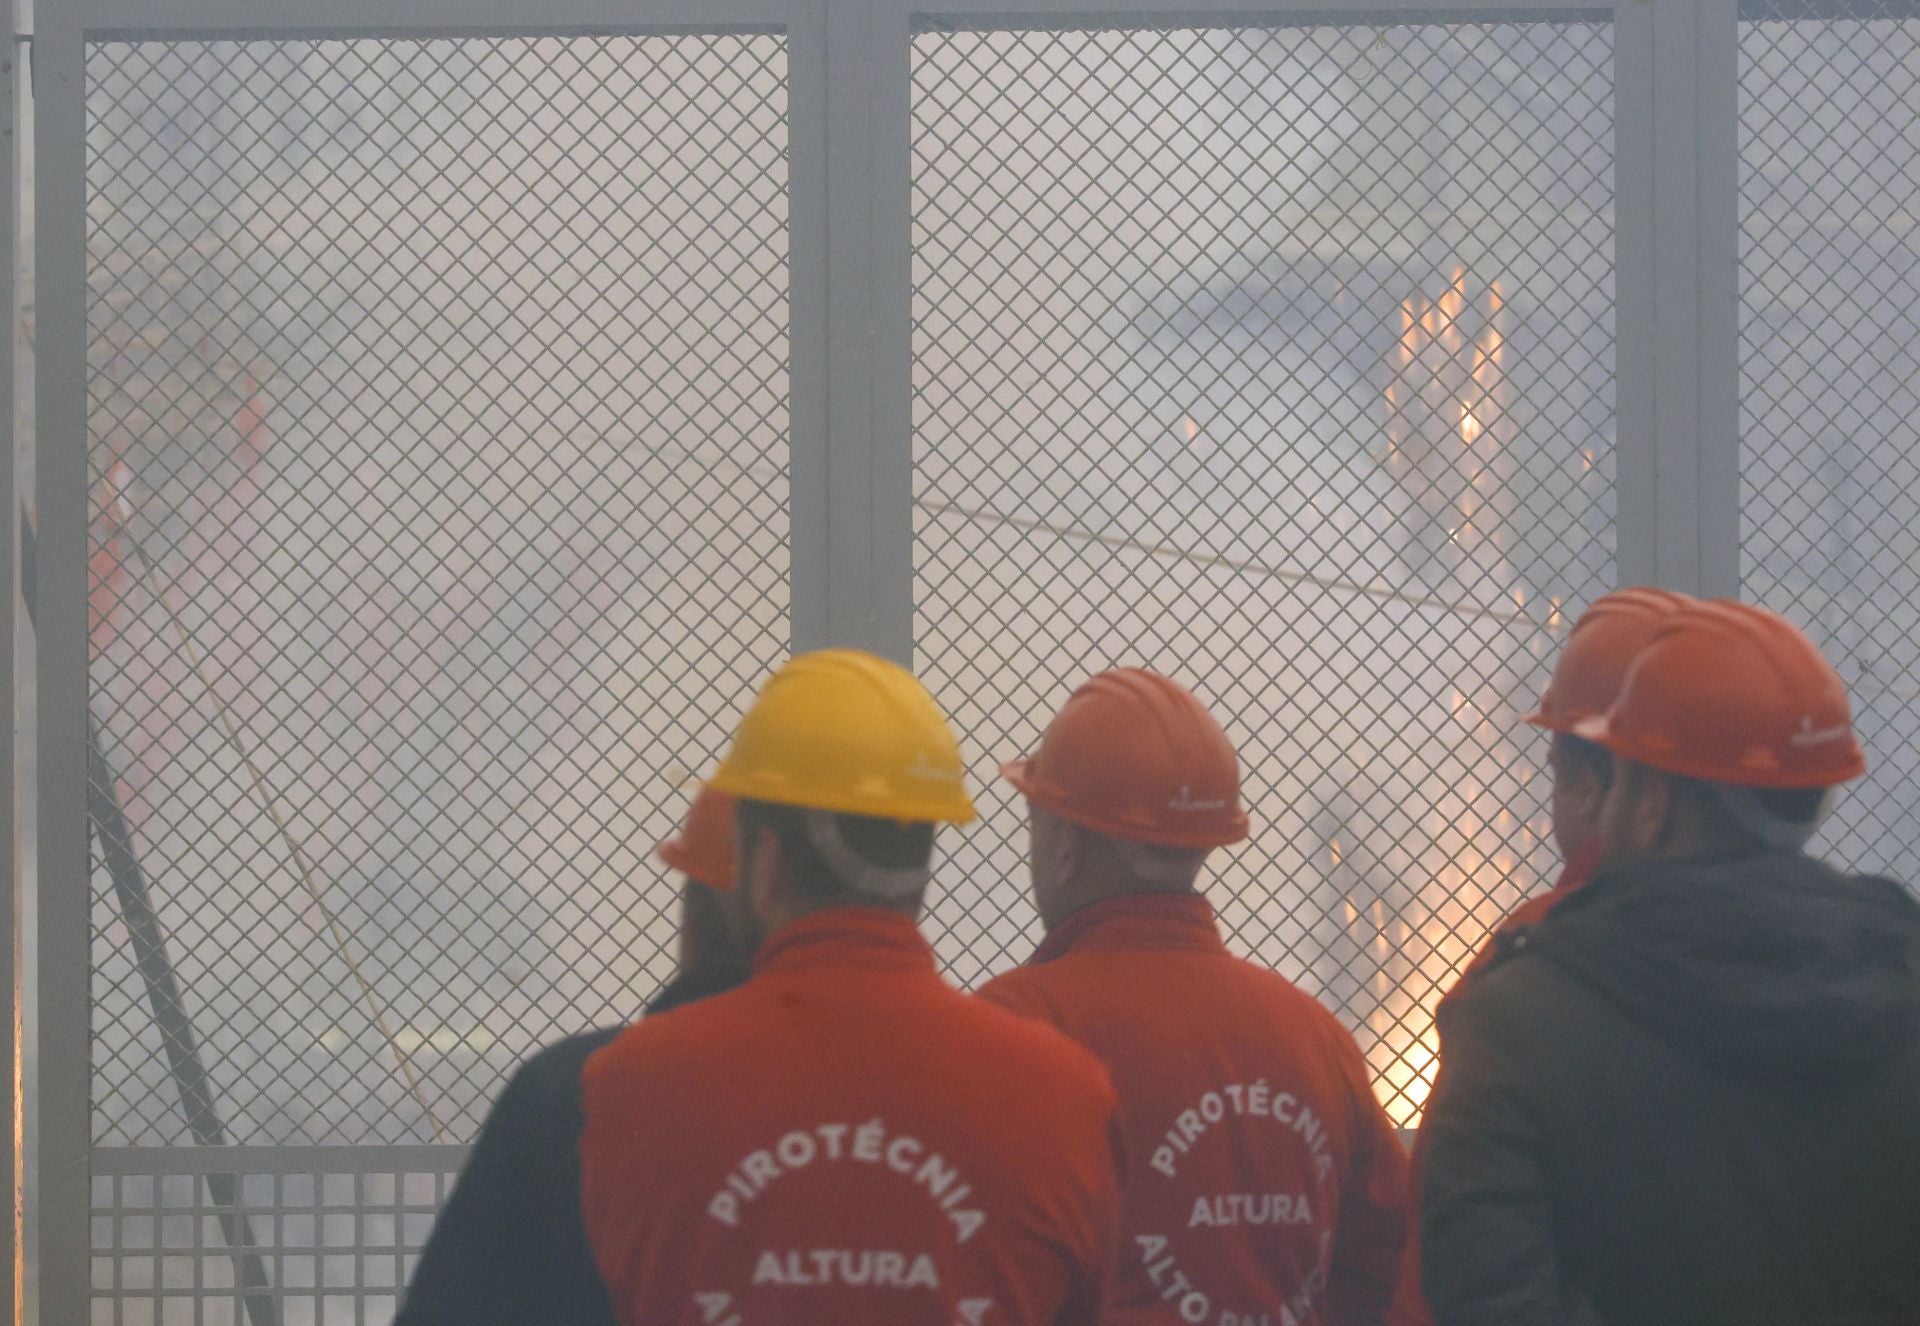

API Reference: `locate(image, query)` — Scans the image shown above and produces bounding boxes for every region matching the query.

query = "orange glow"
[1183,416,1199,444]
[1460,401,1484,445]
[1330,837,1344,867]
[1402,1035,1440,1117]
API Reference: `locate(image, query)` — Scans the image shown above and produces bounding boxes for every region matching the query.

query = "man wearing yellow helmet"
[578,650,1123,1326]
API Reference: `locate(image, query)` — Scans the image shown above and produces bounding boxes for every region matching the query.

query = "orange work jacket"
[1387,841,1601,1326]
[580,907,1122,1326]
[979,893,1410,1326]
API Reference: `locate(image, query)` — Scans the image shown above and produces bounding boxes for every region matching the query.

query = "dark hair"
[1555,731,1613,783]
[1673,775,1827,853]
[735,799,935,910]
[678,878,744,972]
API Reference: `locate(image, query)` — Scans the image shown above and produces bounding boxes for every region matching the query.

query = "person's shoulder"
[950,981,1117,1105]
[519,1025,624,1081]
[1435,935,1572,1043]
[494,1024,624,1110]
[584,980,765,1088]
[1213,949,1363,1029]
[974,960,1067,1019]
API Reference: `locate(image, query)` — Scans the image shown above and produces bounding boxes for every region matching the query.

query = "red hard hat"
[1002,669,1249,850]
[655,787,737,892]
[1574,600,1866,789]
[1527,587,1694,732]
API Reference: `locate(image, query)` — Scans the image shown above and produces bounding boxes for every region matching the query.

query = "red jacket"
[978,893,1411,1326]
[1388,844,1600,1326]
[579,908,1122,1326]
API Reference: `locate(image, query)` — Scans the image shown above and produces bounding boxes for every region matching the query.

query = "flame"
[1330,837,1344,867]
[1402,1035,1439,1117]
[1476,328,1504,379]
[1549,596,1564,631]
[1582,448,1596,472]
[1460,401,1484,444]
[1183,416,1199,444]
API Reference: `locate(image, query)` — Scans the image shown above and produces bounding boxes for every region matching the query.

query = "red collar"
[1029,892,1225,965]
[753,907,937,978]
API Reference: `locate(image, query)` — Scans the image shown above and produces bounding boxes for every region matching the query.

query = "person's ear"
[1605,759,1671,859]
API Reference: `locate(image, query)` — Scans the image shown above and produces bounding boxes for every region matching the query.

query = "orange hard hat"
[1575,600,1866,789]
[655,787,737,892]
[1527,586,1694,732]
[1002,669,1249,850]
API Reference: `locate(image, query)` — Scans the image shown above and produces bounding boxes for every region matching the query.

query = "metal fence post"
[1617,0,1742,594]
[0,25,15,1326]
[817,0,915,662]
[30,1,89,1320]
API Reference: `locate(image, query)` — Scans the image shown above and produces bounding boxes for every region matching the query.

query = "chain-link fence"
[1739,3,1920,886]
[85,33,791,1155]
[50,4,1920,1321]
[910,20,1616,1125]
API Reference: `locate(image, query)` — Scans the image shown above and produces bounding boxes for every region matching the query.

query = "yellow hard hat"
[709,649,977,824]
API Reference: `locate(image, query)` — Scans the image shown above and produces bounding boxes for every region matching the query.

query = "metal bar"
[1740,0,1920,17]
[788,0,830,653]
[83,716,279,1326]
[1615,0,1739,594]
[822,0,886,653]
[31,6,92,1324]
[1693,0,1741,598]
[93,1145,468,1174]
[917,499,1542,627]
[0,34,14,1326]
[863,0,916,664]
[904,1,1614,22]
[1614,0,1658,587]
[74,0,792,38]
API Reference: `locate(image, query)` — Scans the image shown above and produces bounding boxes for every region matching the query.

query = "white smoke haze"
[33,12,1920,1322]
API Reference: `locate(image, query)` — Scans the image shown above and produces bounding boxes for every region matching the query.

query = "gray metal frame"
[29,0,1763,1319]
[1,24,14,1326]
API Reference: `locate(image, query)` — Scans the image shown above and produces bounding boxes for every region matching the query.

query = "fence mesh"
[90,1159,457,1326]
[84,33,791,1150]
[910,21,1617,1125]
[1739,5,1920,888]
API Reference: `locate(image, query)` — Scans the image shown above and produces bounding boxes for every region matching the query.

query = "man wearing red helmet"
[1390,587,1690,1326]
[981,668,1410,1326]
[1421,601,1920,1325]
[397,788,750,1326]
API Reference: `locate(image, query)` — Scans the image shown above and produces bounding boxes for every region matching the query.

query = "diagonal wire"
[105,479,449,1143]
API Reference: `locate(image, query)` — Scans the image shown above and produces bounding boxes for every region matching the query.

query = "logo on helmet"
[1169,785,1227,814]
[1788,717,1851,748]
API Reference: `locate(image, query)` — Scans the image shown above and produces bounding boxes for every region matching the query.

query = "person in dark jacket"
[1390,587,1690,1326]
[395,789,750,1326]
[1420,599,1920,1326]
